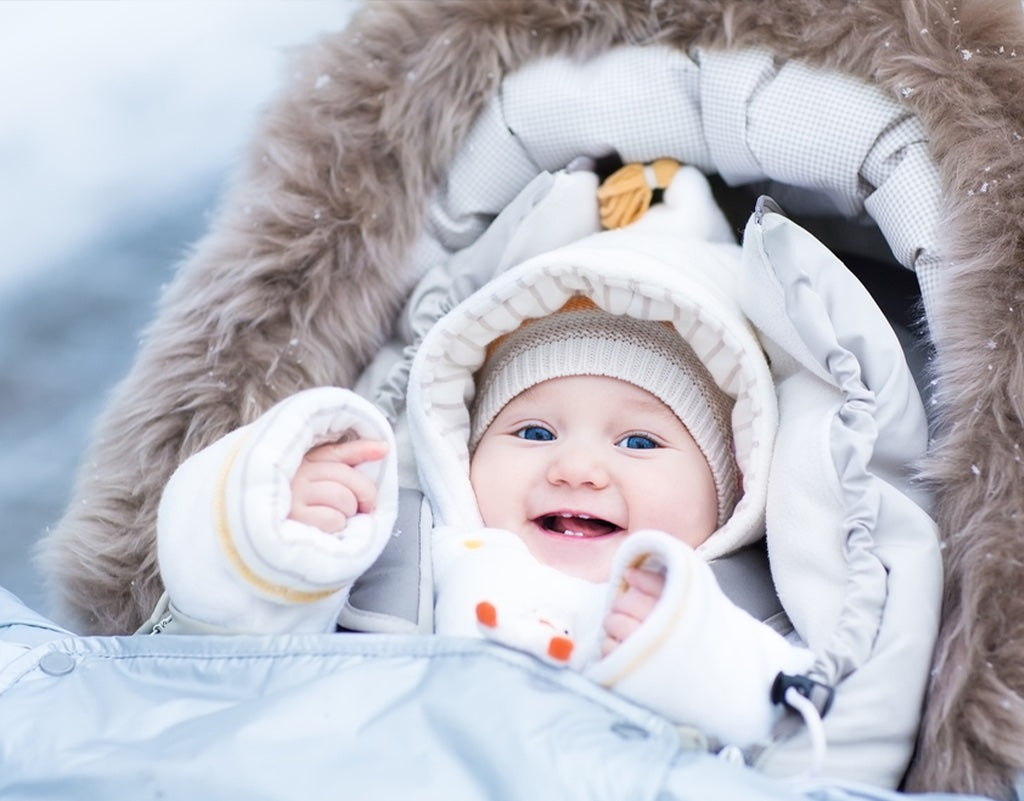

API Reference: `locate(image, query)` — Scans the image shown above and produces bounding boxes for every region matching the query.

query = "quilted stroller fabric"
[33,1,1024,797]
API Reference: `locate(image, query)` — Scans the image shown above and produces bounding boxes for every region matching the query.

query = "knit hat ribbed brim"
[469,303,739,525]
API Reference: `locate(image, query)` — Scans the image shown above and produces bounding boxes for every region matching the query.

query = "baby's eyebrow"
[625,393,677,418]
[513,383,544,402]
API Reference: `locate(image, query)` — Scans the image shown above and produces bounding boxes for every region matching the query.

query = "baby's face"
[469,375,719,583]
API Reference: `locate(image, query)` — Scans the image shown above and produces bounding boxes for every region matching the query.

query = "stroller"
[9,2,1024,799]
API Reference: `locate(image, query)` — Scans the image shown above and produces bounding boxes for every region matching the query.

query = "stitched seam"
[215,436,338,604]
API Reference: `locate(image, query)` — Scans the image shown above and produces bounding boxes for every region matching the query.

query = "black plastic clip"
[771,672,835,717]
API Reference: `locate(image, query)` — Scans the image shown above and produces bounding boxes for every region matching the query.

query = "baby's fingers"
[601,567,666,657]
[301,462,379,515]
[291,500,354,535]
[609,567,664,620]
[305,438,388,467]
[601,610,642,657]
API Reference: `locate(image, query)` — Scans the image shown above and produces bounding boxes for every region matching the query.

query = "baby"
[154,165,817,749]
[285,295,813,748]
[291,299,736,658]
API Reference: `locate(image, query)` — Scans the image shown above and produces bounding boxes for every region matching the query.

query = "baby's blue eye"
[617,434,657,450]
[517,425,554,441]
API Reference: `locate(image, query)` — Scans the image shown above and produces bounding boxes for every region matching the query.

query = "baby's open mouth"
[535,513,621,538]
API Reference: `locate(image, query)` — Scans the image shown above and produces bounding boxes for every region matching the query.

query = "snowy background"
[0,1,359,618]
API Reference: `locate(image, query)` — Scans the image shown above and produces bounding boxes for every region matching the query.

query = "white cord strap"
[770,672,834,778]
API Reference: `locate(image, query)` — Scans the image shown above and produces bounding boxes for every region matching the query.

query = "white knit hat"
[469,299,739,526]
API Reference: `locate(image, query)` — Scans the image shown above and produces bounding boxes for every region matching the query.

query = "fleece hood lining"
[408,244,778,565]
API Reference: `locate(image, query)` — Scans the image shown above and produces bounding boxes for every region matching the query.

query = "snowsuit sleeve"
[151,387,398,634]
[585,530,814,748]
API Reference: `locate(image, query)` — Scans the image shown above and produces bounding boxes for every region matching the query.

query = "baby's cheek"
[649,504,716,548]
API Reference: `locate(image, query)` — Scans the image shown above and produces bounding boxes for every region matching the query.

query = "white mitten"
[432,526,605,669]
[585,530,814,746]
[157,387,398,633]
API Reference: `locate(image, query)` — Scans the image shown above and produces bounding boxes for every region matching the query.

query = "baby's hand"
[288,438,388,534]
[601,566,665,657]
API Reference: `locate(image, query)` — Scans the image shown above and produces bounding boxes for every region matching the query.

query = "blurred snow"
[0,0,358,617]
[0,0,357,292]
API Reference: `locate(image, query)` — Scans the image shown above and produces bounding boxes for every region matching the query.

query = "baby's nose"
[546,444,610,488]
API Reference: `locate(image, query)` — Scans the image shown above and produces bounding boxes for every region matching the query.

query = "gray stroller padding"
[414,46,942,320]
[344,487,434,633]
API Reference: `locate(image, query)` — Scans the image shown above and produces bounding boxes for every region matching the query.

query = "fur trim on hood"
[35,1,1024,797]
